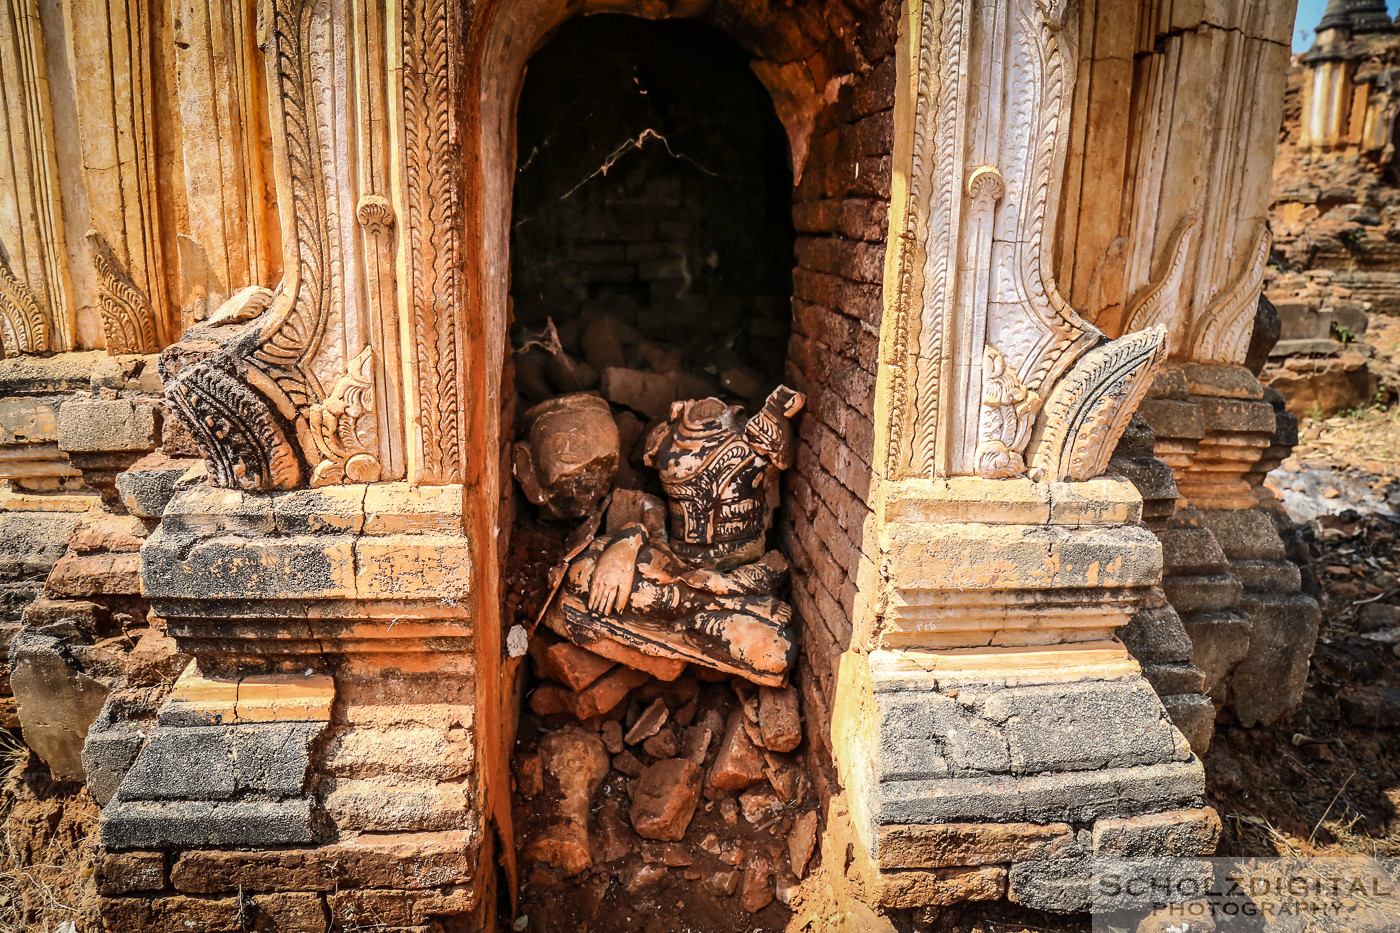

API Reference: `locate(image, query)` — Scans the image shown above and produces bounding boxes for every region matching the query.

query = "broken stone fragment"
[705,869,740,896]
[600,719,624,754]
[514,752,543,798]
[707,707,767,794]
[629,758,702,841]
[640,842,693,866]
[757,684,801,752]
[522,729,609,876]
[739,856,774,913]
[788,810,818,878]
[641,727,680,759]
[681,723,712,764]
[624,697,668,745]
[528,666,649,720]
[623,861,667,893]
[529,633,616,692]
[612,750,645,778]
[738,786,784,825]
[601,367,677,420]
[581,316,638,372]
[593,798,634,864]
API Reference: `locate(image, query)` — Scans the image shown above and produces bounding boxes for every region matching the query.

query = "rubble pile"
[514,658,819,930]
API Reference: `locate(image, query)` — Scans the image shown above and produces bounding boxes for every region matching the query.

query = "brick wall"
[778,0,897,776]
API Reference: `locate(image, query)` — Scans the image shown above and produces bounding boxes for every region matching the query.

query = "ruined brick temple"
[0,0,1320,929]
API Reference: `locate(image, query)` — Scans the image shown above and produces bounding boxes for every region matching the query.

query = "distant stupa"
[1318,0,1397,34]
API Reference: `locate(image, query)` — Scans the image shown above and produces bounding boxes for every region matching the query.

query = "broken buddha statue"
[513,393,621,520]
[544,386,805,687]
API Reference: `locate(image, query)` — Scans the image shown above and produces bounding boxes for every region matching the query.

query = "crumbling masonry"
[0,0,1317,929]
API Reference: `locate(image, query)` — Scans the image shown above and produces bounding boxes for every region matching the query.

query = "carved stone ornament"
[1028,326,1170,482]
[160,286,305,491]
[87,229,161,355]
[1187,223,1272,364]
[975,344,1042,479]
[1124,217,1197,348]
[886,0,1101,479]
[543,387,805,687]
[309,346,384,485]
[0,237,53,356]
[356,195,395,238]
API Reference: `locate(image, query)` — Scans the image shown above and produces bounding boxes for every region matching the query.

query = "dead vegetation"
[0,738,98,933]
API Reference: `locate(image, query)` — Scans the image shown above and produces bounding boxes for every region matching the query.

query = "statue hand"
[588,532,643,615]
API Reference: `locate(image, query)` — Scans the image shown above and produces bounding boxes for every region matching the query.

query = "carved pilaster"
[64,0,172,348]
[87,230,161,355]
[0,0,71,348]
[401,0,464,483]
[0,236,52,354]
[883,0,1164,481]
[170,0,281,323]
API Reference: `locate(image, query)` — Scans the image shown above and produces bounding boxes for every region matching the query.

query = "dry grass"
[0,735,99,933]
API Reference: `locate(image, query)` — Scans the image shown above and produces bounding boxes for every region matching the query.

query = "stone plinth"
[838,476,1212,913]
[92,480,488,929]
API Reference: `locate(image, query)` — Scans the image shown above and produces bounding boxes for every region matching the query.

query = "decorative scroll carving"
[1029,326,1169,483]
[975,345,1042,479]
[1187,223,1271,364]
[1124,217,1197,344]
[404,0,463,482]
[887,0,1100,478]
[87,230,161,355]
[160,287,305,491]
[309,346,383,485]
[0,238,51,355]
[356,194,395,238]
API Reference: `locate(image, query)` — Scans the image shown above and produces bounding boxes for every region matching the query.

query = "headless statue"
[543,386,805,686]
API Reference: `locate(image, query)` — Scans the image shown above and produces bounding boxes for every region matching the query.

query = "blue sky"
[1294,0,1400,51]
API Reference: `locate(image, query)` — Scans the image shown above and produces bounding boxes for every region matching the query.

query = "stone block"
[9,628,112,782]
[1092,807,1221,857]
[1138,398,1203,439]
[878,761,1205,826]
[82,716,149,806]
[0,511,83,579]
[1182,612,1252,694]
[273,486,367,535]
[362,483,464,535]
[873,865,1007,909]
[98,894,244,933]
[169,831,477,893]
[1199,509,1287,562]
[144,533,357,601]
[116,721,321,802]
[100,798,316,850]
[877,821,1077,870]
[116,452,201,519]
[1141,662,1207,696]
[0,351,104,395]
[1163,574,1243,613]
[158,484,277,537]
[877,678,1187,781]
[1008,856,1090,913]
[0,395,60,444]
[1120,605,1193,664]
[321,775,472,833]
[57,397,159,453]
[354,535,472,600]
[1228,594,1320,727]
[327,886,477,927]
[44,551,143,598]
[1161,694,1215,757]
[95,849,166,895]
[252,892,329,933]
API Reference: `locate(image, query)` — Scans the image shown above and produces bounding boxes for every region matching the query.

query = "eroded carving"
[975,345,1042,479]
[1125,217,1197,344]
[404,0,463,482]
[543,388,805,687]
[160,287,304,491]
[0,237,52,355]
[356,194,395,238]
[513,394,620,520]
[309,346,383,485]
[1187,223,1271,364]
[1029,326,1169,482]
[87,230,161,355]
